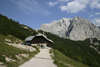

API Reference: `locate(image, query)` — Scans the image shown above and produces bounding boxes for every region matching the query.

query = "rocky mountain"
[40,17,100,40]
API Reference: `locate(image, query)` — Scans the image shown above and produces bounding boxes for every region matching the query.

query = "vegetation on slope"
[38,30,100,67]
[0,14,37,40]
[50,49,89,67]
[0,14,39,67]
[91,38,100,51]
[0,33,40,67]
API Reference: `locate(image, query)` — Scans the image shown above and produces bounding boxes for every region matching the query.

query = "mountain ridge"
[40,16,100,40]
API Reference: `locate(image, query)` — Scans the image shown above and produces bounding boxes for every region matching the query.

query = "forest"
[0,14,37,40]
[38,30,100,67]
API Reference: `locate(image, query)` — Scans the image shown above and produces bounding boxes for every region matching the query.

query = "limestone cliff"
[40,17,100,40]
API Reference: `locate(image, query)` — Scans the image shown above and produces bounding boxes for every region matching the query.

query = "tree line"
[0,14,37,40]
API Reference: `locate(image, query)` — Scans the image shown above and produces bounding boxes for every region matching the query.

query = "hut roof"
[25,36,35,41]
[25,33,54,43]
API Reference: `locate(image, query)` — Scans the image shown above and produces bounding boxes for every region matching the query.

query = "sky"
[0,0,100,29]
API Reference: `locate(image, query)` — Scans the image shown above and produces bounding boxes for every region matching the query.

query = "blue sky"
[0,0,100,29]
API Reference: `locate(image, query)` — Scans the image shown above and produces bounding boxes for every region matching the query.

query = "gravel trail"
[19,48,57,67]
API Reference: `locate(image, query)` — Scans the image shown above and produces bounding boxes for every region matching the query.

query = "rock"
[0,62,3,65]
[40,17,100,41]
[5,39,11,43]
[90,45,100,54]
[0,62,6,67]
[21,54,29,58]
[15,55,22,60]
[5,57,16,62]
[6,43,36,51]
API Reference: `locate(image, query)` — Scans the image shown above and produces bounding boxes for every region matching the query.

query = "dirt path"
[19,48,57,67]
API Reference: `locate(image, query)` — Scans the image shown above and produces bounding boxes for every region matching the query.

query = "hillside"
[0,14,39,67]
[0,33,40,67]
[0,14,37,40]
[40,17,100,40]
[38,30,100,67]
[51,49,89,67]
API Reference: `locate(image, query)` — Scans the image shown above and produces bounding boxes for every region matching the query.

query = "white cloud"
[95,12,100,15]
[90,0,100,9]
[48,2,58,7]
[48,0,69,7]
[10,0,50,15]
[88,12,94,14]
[47,0,100,14]
[93,17,100,26]
[60,0,89,13]
[58,0,69,2]
[89,12,100,18]
[89,15,94,18]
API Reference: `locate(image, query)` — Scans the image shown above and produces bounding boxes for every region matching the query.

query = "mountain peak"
[40,17,100,40]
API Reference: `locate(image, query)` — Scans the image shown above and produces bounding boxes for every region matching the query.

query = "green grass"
[49,48,52,53]
[0,33,40,67]
[32,46,40,53]
[52,49,90,67]
[0,42,39,67]
[5,49,39,67]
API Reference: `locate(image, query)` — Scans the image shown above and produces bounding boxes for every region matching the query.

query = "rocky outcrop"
[6,43,36,51]
[40,17,100,40]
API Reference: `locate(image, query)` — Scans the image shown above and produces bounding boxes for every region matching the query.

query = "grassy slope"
[0,14,37,40]
[0,34,39,67]
[52,49,89,67]
[0,14,39,67]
